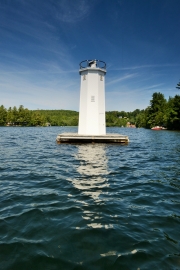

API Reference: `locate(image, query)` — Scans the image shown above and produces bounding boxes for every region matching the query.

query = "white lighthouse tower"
[78,60,106,135]
[56,59,129,144]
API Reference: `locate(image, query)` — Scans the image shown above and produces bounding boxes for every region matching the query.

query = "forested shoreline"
[0,92,180,130]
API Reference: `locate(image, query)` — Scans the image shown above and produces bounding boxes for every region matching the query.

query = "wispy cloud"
[143,83,165,90]
[14,0,99,25]
[0,69,79,110]
[51,0,94,23]
[109,63,180,71]
[0,0,88,23]
[106,73,138,86]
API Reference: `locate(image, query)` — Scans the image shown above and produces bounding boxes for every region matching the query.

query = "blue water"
[0,127,180,270]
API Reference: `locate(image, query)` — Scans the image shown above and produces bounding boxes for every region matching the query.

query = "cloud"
[0,70,80,110]
[106,73,138,86]
[45,0,99,23]
[143,83,165,90]
[110,63,180,71]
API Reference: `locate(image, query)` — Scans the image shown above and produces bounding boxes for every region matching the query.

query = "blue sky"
[0,0,180,111]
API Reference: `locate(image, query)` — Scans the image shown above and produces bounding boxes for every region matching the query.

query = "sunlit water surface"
[0,127,180,270]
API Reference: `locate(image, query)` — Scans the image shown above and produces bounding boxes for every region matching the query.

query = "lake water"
[0,126,180,270]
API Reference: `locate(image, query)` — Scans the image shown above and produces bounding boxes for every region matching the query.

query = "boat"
[151,126,162,130]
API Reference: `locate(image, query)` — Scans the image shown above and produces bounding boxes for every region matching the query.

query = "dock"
[56,133,129,144]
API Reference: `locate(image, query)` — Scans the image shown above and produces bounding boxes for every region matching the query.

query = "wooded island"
[0,92,180,130]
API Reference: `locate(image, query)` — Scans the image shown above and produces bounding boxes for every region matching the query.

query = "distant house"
[127,122,136,128]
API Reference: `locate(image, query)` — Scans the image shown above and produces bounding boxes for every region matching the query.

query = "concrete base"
[56,133,129,144]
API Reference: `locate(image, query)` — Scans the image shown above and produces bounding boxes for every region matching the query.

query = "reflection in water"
[69,144,111,228]
[75,144,109,201]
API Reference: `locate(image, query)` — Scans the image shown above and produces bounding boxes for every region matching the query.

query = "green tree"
[11,106,18,123]
[147,92,167,128]
[0,105,7,126]
[23,108,32,126]
[167,95,180,129]
[31,111,46,126]
[6,107,13,124]
[17,105,25,125]
[176,81,180,90]
[135,111,147,127]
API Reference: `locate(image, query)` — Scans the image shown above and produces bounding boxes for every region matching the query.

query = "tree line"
[106,92,180,130]
[135,93,180,130]
[0,92,180,130]
[0,106,79,126]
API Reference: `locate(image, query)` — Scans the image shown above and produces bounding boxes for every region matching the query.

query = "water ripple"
[0,127,180,269]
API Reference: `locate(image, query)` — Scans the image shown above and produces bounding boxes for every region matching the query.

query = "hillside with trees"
[0,106,79,127]
[135,93,180,130]
[0,92,180,130]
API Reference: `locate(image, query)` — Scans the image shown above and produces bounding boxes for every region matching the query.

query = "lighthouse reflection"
[74,144,109,202]
[70,144,111,229]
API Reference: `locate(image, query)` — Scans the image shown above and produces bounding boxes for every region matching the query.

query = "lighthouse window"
[83,74,86,80]
[100,75,103,81]
[91,96,95,102]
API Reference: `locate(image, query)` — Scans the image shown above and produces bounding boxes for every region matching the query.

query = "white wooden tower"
[56,60,129,144]
[78,60,106,135]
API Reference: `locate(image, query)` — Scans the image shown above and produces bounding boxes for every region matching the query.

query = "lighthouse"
[56,59,129,144]
[78,60,106,135]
